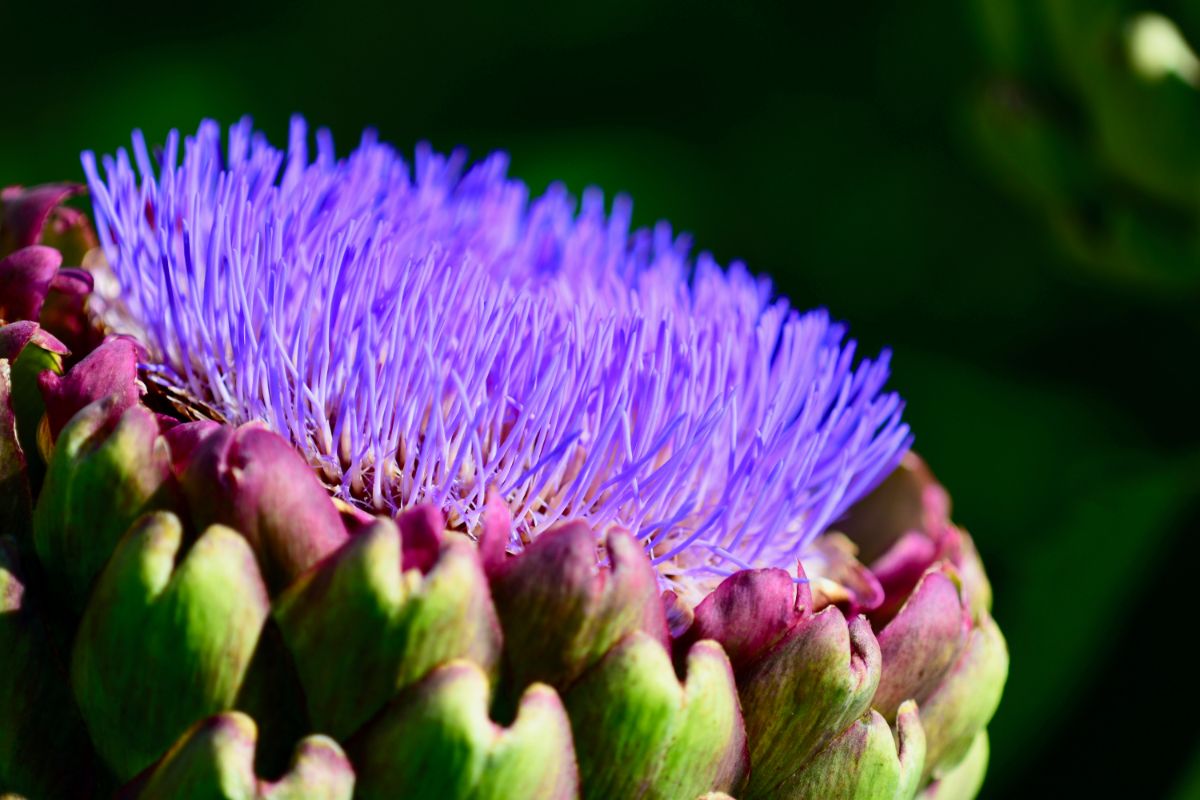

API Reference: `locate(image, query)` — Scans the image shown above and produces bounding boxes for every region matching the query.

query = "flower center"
[84,116,911,590]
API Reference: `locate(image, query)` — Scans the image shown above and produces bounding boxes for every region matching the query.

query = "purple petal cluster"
[82,116,910,581]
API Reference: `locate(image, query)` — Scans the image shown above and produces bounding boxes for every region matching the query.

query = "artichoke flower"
[0,118,1007,799]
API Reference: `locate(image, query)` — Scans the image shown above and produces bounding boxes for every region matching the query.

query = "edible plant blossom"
[83,116,911,583]
[2,128,1006,800]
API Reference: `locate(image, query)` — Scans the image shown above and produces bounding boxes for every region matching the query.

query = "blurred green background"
[3,0,1198,796]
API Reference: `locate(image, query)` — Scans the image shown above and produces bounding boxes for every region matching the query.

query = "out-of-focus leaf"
[1170,740,1200,800]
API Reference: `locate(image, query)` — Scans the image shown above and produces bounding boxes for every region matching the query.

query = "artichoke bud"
[833,453,1008,782]
[484,513,667,693]
[178,423,349,594]
[673,566,806,674]
[737,607,883,798]
[786,702,926,800]
[161,420,221,475]
[917,730,989,800]
[33,396,171,611]
[872,566,971,720]
[673,564,889,797]
[0,321,69,368]
[1,351,33,538]
[2,320,66,497]
[71,512,271,780]
[0,221,99,358]
[273,514,501,741]
[36,267,99,359]
[121,712,354,800]
[348,660,577,800]
[0,246,61,323]
[915,612,1007,784]
[0,122,1013,800]
[837,452,993,622]
[38,336,145,441]
[0,184,96,264]
[393,503,445,574]
[563,632,747,799]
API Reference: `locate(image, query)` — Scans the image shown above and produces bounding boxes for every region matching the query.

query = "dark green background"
[3,1,1197,796]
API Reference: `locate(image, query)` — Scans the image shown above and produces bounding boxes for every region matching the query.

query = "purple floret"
[82,116,911,580]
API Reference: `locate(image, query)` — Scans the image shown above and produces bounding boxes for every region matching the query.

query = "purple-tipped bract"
[82,116,911,581]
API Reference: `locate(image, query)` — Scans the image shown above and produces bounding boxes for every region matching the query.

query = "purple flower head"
[82,116,911,590]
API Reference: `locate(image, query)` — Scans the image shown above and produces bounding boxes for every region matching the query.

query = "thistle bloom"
[0,122,1006,800]
[83,117,910,593]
